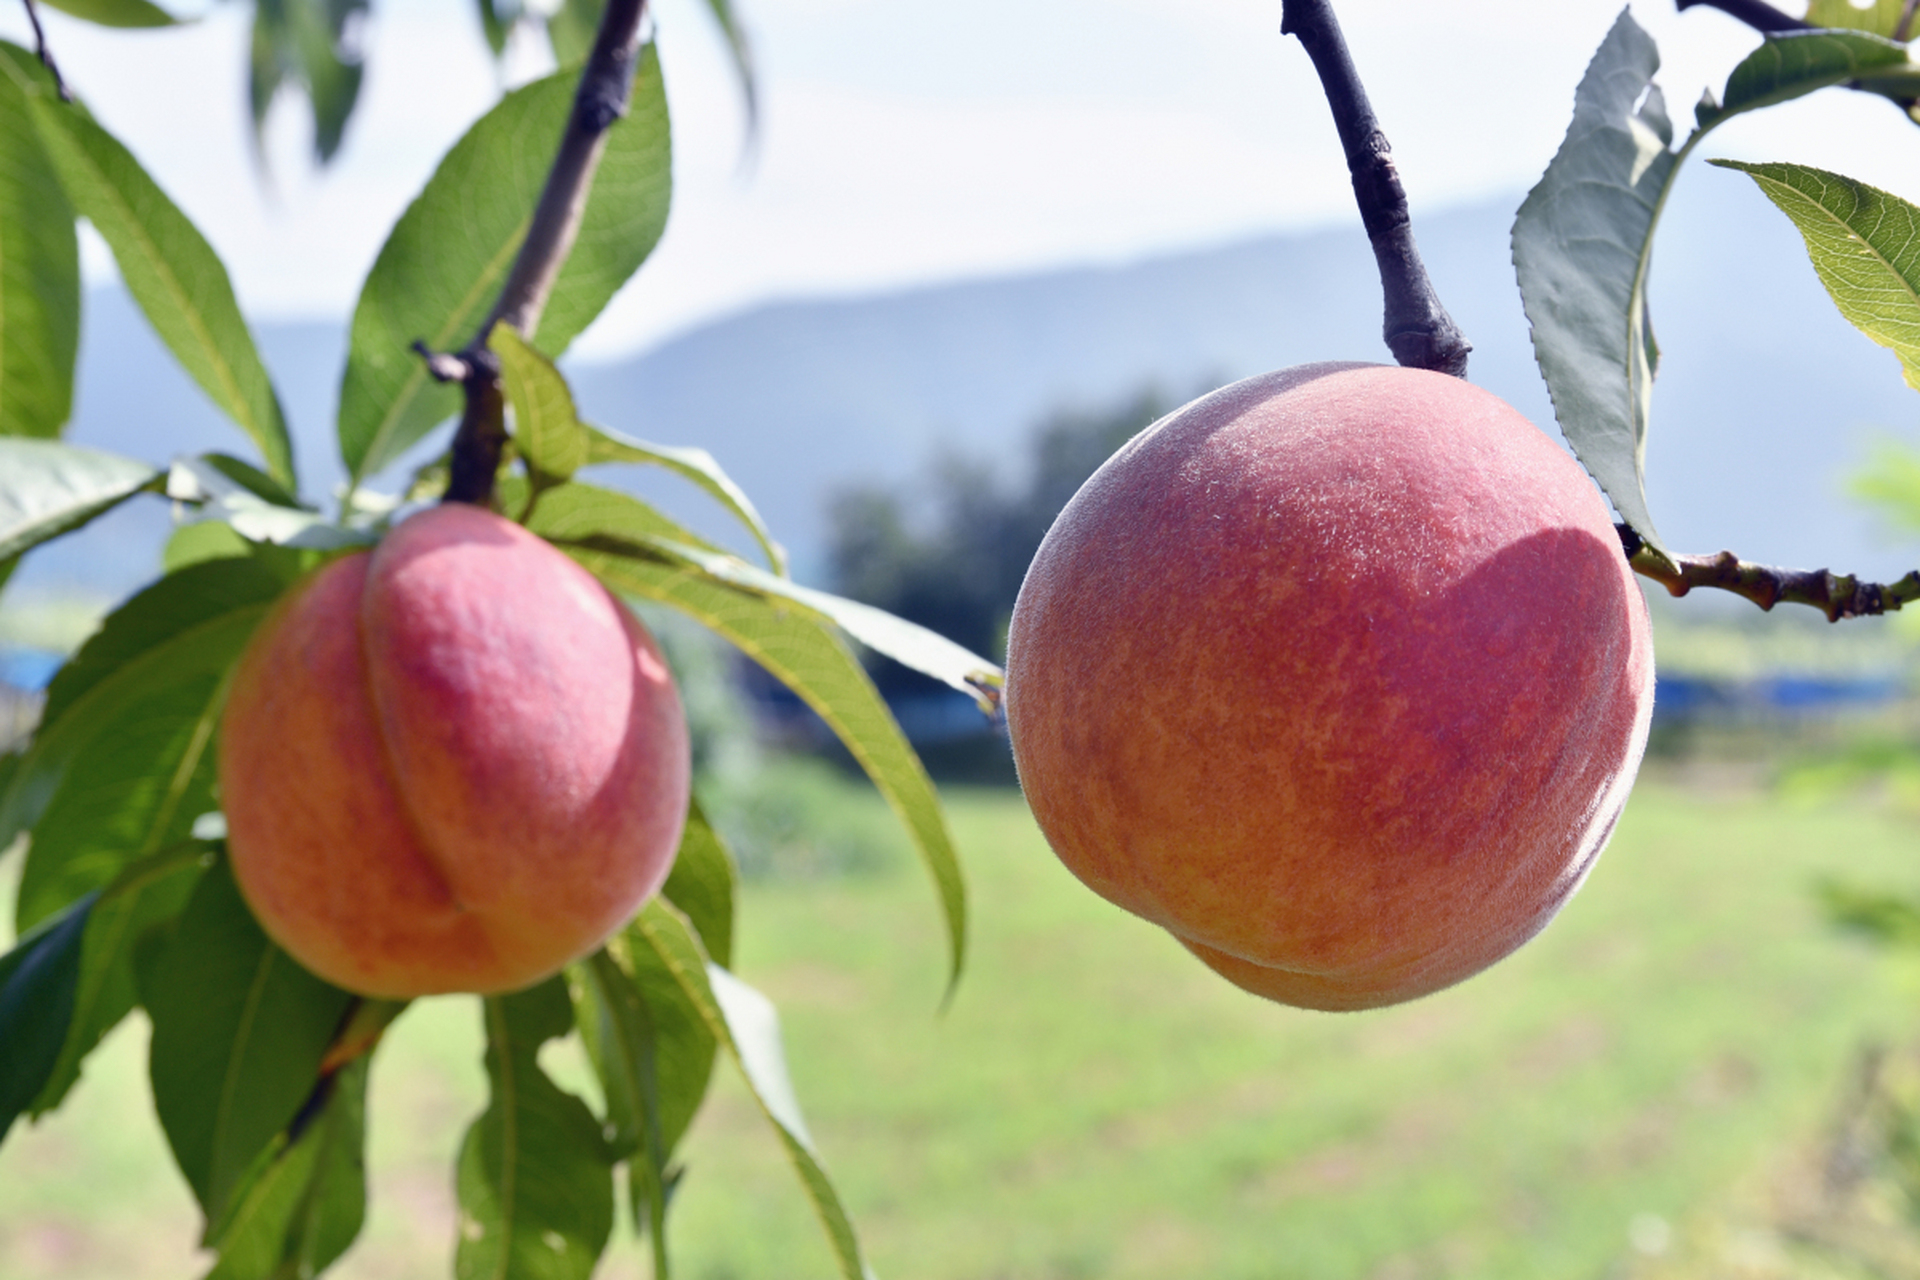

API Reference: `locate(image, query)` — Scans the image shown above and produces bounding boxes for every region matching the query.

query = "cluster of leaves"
[1513,4,1920,571]
[0,8,997,1280]
[36,0,753,166]
[827,387,1180,694]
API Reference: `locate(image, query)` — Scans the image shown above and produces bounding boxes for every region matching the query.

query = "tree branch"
[436,0,648,508]
[20,0,71,101]
[1280,0,1470,378]
[1674,0,1814,35]
[1618,524,1920,621]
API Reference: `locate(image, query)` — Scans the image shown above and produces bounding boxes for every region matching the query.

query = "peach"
[217,503,690,998]
[1004,363,1654,1012]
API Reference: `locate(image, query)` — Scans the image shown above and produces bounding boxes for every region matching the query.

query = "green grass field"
[6,773,1920,1280]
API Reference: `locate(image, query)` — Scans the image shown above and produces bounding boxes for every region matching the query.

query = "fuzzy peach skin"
[1004,363,1654,1012]
[218,503,690,998]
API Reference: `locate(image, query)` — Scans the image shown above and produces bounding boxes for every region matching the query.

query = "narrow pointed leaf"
[1711,160,1920,391]
[0,892,92,1145]
[493,323,587,482]
[527,482,999,704]
[699,0,758,134]
[0,44,78,439]
[662,798,735,969]
[145,858,356,1225]
[0,438,158,561]
[337,46,669,484]
[546,0,603,67]
[202,1057,370,1280]
[29,843,206,1117]
[456,980,614,1280]
[631,902,874,1280]
[567,540,968,994]
[1512,11,1681,558]
[38,0,180,26]
[476,0,516,56]
[585,423,787,574]
[26,97,294,486]
[3,557,291,857]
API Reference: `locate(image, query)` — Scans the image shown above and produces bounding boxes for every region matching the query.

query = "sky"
[2,0,1919,360]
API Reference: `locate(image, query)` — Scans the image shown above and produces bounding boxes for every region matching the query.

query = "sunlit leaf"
[203,1057,370,1280]
[26,94,295,487]
[145,858,356,1225]
[492,323,588,483]
[337,46,669,485]
[546,0,602,66]
[528,482,999,705]
[1806,0,1909,38]
[0,44,78,439]
[584,424,787,574]
[38,0,180,26]
[456,979,614,1280]
[570,951,672,1276]
[662,798,735,969]
[0,438,158,562]
[630,902,875,1280]
[1514,19,1917,565]
[0,891,91,1145]
[568,540,969,994]
[1712,160,1920,391]
[1700,30,1911,129]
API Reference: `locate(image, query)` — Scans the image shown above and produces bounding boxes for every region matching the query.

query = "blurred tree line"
[826,385,1191,697]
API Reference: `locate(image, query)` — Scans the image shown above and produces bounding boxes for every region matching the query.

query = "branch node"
[1624,535,1917,623]
[21,0,72,102]
[412,341,471,384]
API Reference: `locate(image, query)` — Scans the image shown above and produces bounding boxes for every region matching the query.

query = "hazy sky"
[2,0,1918,360]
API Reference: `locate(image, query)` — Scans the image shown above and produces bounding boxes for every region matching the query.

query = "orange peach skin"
[1004,363,1654,1012]
[218,503,690,998]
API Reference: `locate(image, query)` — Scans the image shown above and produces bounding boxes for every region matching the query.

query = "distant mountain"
[18,168,1920,605]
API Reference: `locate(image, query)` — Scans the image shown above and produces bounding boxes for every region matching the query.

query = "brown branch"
[1674,0,1814,34]
[1279,0,1470,377]
[1897,0,1920,43]
[20,0,71,101]
[1618,524,1920,622]
[434,0,648,509]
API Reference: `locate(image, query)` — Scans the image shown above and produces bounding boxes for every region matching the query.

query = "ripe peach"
[1004,362,1654,1012]
[218,503,690,998]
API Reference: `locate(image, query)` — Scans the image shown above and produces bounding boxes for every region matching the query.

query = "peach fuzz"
[217,502,690,998]
[1004,363,1654,1012]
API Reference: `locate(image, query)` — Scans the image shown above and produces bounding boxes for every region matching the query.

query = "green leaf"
[546,0,603,67]
[0,438,158,562]
[699,0,758,136]
[0,891,92,1145]
[337,46,670,485]
[28,842,205,1118]
[475,0,518,57]
[26,95,295,487]
[145,857,356,1225]
[250,0,369,166]
[456,979,614,1280]
[5,556,291,858]
[1512,12,1682,560]
[0,45,78,440]
[492,323,588,483]
[1513,20,1918,565]
[528,482,1000,705]
[584,423,787,574]
[566,539,970,995]
[630,902,875,1280]
[203,1057,370,1280]
[38,0,180,27]
[662,797,735,970]
[1699,30,1912,129]
[1806,0,1909,37]
[1710,160,1920,391]
[166,457,371,552]
[570,952,671,1276]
